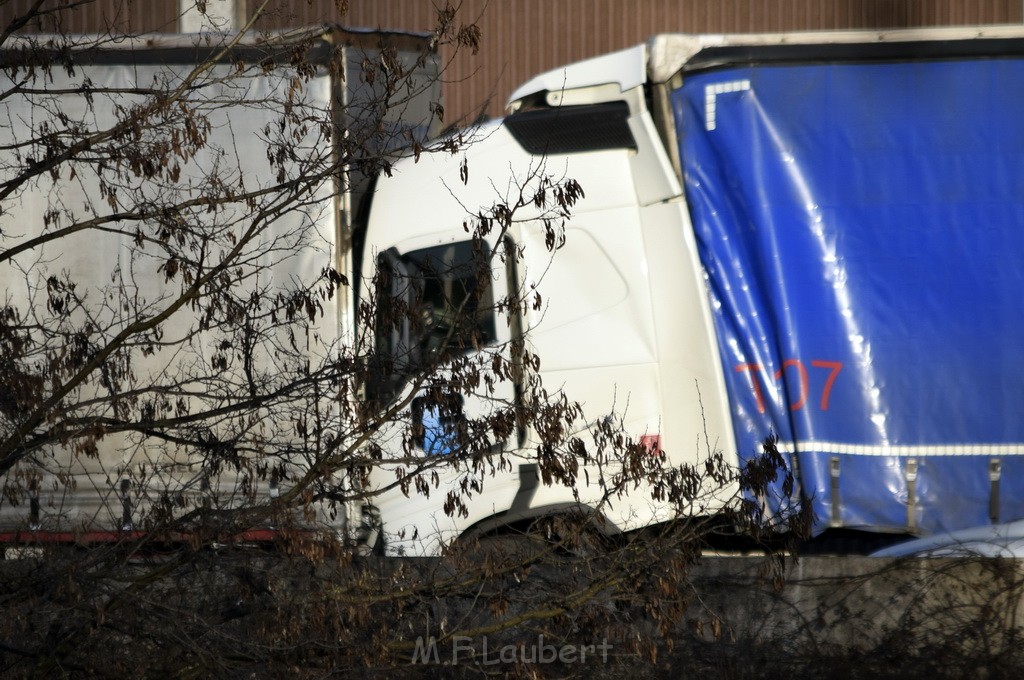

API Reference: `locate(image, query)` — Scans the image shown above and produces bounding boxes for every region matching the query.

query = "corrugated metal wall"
[3,0,179,34]
[282,0,1024,120]
[4,1,1022,121]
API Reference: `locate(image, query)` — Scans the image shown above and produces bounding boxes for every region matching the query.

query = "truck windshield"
[371,240,496,401]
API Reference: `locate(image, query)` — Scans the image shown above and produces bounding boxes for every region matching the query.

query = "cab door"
[365,235,526,553]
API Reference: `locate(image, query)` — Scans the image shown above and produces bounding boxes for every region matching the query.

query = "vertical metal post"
[29,480,40,531]
[120,479,132,531]
[989,458,1002,525]
[829,456,842,527]
[905,458,919,532]
[269,468,280,499]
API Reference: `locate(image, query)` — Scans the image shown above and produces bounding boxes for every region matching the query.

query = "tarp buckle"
[905,458,919,532]
[829,456,841,527]
[989,458,1002,525]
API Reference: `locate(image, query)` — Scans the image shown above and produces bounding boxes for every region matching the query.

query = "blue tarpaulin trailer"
[676,50,1024,535]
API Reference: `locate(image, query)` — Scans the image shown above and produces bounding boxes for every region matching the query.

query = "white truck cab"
[359,46,736,556]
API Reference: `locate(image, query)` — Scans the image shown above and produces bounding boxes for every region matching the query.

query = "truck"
[0,25,440,544]
[358,24,1024,556]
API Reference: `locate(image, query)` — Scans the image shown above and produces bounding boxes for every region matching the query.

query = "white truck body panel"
[0,29,440,539]
[0,59,337,534]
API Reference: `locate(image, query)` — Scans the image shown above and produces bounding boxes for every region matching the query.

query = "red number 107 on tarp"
[734,360,843,413]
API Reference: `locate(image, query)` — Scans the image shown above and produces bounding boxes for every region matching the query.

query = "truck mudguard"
[675,57,1024,534]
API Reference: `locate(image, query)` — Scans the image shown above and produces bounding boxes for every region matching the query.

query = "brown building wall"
[4,1,1023,121]
[280,0,1024,121]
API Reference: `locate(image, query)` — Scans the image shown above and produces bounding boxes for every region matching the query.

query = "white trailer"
[0,26,439,542]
